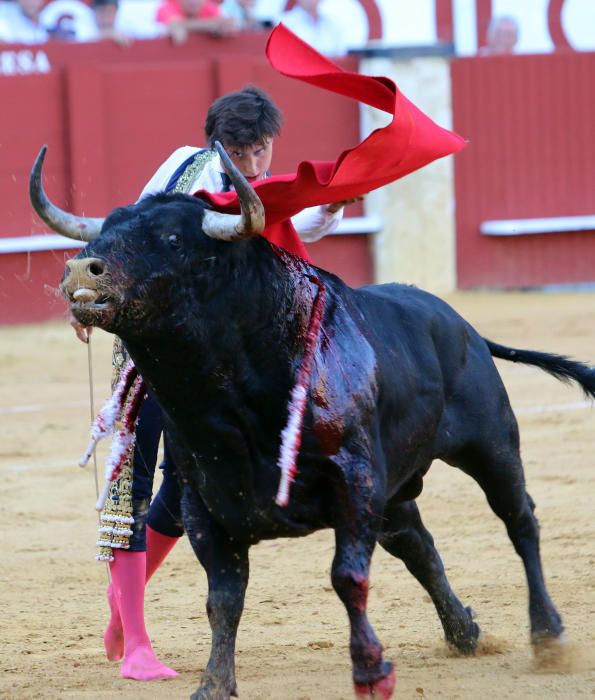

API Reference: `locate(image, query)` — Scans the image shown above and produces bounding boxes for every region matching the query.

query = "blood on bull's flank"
[30,143,595,700]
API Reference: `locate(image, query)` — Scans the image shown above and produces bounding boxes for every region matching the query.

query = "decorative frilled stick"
[273,248,326,507]
[79,361,138,467]
[79,360,147,511]
[94,374,146,511]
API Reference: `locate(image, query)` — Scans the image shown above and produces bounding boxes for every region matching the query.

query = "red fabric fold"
[194,24,467,260]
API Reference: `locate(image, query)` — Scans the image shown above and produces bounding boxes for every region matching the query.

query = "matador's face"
[224,139,274,184]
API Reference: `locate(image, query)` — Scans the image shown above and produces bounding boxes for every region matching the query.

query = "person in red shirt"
[156,0,237,44]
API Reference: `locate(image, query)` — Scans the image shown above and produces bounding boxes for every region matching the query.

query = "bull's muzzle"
[62,257,107,303]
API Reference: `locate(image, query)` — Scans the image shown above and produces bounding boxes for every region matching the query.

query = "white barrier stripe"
[334,216,382,235]
[0,217,382,255]
[0,234,85,254]
[481,215,595,236]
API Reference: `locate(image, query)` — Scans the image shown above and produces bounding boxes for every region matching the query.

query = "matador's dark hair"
[204,85,283,148]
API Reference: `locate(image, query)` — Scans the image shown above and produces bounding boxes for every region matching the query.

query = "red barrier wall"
[0,36,370,325]
[452,52,595,288]
[0,249,76,323]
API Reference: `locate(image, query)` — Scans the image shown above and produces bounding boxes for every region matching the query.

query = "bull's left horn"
[201,141,265,241]
[29,145,104,242]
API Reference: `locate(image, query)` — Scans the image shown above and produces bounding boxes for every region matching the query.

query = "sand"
[1,291,594,700]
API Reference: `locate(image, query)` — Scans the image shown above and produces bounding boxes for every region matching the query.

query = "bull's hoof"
[190,680,238,700]
[354,666,396,699]
[532,631,567,656]
[445,606,481,656]
[531,625,566,647]
[531,612,566,665]
[531,632,575,672]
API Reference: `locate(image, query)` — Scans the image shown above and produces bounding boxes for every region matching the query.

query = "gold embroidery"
[173,149,217,194]
[96,349,138,562]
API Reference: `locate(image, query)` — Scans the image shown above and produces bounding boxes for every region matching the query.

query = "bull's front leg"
[181,485,249,700]
[330,467,395,698]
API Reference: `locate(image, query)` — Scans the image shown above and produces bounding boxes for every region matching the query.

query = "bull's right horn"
[201,141,266,241]
[29,145,104,242]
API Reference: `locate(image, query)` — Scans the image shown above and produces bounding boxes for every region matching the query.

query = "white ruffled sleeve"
[291,205,343,242]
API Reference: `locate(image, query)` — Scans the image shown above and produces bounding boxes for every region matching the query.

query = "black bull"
[58,192,595,699]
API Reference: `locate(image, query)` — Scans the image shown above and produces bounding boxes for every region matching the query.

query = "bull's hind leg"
[452,445,564,649]
[181,485,249,700]
[379,499,480,654]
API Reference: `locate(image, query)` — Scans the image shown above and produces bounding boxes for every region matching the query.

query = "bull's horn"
[201,141,265,241]
[29,145,104,242]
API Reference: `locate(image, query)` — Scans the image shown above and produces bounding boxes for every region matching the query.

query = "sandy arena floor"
[1,291,594,700]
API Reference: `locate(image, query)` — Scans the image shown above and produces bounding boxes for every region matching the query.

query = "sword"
[86,333,111,583]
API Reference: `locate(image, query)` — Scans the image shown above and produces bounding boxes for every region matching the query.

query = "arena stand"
[452,50,595,289]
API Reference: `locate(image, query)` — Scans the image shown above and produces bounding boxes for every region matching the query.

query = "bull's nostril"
[88,261,105,276]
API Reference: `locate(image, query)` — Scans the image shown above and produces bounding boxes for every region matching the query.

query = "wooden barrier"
[452,51,595,288]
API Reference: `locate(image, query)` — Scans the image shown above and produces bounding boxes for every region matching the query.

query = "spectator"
[0,0,48,44]
[103,0,165,40]
[479,15,519,56]
[40,0,97,42]
[156,0,238,45]
[41,0,163,44]
[91,0,134,46]
[219,0,261,31]
[280,0,346,57]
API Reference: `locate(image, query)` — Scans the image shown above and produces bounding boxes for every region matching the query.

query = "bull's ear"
[201,141,265,241]
[29,145,104,242]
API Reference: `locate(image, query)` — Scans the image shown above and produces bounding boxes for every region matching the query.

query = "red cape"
[195,24,467,261]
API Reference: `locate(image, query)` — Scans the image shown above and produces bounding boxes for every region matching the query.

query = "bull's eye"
[168,234,181,250]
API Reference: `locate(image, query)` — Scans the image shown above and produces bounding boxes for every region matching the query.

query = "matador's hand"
[326,194,366,214]
[70,312,93,344]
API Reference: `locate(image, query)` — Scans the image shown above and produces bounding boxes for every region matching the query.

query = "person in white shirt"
[40,0,163,44]
[0,0,48,44]
[39,0,97,41]
[72,84,359,684]
[91,0,164,43]
[280,0,347,57]
[139,86,353,241]
[219,0,262,31]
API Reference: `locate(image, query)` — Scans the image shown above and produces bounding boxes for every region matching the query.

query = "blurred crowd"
[0,0,349,55]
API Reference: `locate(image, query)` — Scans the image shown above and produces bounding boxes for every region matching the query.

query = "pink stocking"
[109,550,178,681]
[146,526,179,583]
[104,581,124,662]
[103,528,179,664]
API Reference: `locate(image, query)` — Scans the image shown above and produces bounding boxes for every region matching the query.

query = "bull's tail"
[485,338,595,400]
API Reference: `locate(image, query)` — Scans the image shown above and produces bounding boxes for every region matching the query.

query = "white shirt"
[280,5,346,58]
[39,0,164,42]
[0,2,48,44]
[140,146,343,243]
[219,0,252,29]
[39,0,97,42]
